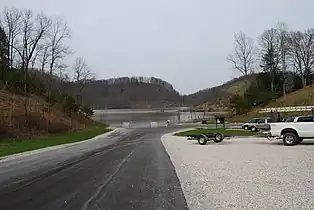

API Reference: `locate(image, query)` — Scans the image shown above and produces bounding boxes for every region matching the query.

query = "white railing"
[259,106,314,113]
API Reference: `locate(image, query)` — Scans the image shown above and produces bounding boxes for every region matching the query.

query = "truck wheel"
[198,135,208,145]
[251,126,257,132]
[283,133,298,146]
[298,138,304,144]
[213,133,224,143]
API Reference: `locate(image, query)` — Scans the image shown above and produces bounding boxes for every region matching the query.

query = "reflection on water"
[92,109,215,127]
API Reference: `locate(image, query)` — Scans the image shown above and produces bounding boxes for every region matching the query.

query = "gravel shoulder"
[161,132,314,209]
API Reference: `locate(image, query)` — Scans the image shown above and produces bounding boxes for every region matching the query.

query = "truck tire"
[198,135,208,145]
[213,133,224,143]
[251,126,257,132]
[283,133,298,146]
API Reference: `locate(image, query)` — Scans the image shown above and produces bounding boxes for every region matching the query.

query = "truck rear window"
[297,116,313,122]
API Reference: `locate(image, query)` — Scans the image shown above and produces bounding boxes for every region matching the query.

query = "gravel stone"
[161,134,314,210]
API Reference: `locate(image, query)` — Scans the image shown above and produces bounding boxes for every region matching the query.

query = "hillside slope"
[0,89,92,139]
[185,74,257,110]
[57,77,182,109]
[231,85,314,122]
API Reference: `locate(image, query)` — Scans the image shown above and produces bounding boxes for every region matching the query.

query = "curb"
[161,128,194,140]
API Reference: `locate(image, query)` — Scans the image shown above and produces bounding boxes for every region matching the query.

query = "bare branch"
[47,17,71,76]
[73,56,93,106]
[287,29,314,87]
[276,22,290,94]
[227,31,255,75]
[0,7,22,69]
[16,9,51,71]
[73,56,92,85]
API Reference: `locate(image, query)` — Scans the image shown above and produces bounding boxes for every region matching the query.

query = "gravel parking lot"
[161,133,314,210]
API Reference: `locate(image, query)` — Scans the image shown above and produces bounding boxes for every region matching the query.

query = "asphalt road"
[0,127,189,210]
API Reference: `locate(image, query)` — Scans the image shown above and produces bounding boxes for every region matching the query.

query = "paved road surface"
[0,127,188,210]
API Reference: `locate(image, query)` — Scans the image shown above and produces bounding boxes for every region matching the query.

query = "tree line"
[0,6,95,127]
[104,76,178,93]
[227,22,314,114]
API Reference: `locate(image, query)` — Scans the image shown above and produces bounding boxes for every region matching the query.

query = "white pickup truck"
[268,115,314,146]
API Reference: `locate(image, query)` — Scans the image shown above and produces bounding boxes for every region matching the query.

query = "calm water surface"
[92,108,216,127]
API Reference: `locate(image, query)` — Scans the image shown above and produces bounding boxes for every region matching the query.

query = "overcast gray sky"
[1,0,314,94]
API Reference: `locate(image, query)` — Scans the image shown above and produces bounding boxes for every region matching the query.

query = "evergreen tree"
[260,45,280,92]
[0,26,9,80]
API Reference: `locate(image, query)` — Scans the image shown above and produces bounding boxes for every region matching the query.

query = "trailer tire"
[198,135,208,145]
[213,133,224,143]
[283,132,298,146]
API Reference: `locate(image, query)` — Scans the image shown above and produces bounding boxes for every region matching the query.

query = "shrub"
[81,105,94,117]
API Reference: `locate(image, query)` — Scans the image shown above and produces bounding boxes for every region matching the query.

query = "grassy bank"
[175,128,253,137]
[0,124,112,157]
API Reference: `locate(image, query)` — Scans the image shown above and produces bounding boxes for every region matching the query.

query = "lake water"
[92,108,219,128]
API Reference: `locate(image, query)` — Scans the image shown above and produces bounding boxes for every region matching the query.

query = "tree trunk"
[270,70,274,92]
[282,57,286,95]
[302,75,307,87]
[23,63,29,118]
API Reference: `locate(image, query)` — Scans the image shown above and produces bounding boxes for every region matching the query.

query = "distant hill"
[231,85,314,122]
[184,74,257,111]
[57,77,183,109]
[53,74,259,110]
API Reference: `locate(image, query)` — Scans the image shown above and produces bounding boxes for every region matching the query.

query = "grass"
[174,128,254,137]
[205,120,230,124]
[0,124,112,157]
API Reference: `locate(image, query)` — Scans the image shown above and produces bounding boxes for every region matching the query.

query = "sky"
[1,0,314,94]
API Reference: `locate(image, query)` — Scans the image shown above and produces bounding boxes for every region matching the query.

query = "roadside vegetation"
[175,128,253,137]
[0,124,111,157]
[0,7,101,142]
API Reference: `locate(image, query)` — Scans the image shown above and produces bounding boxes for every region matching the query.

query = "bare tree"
[227,31,255,76]
[259,28,279,55]
[15,9,51,116]
[0,7,21,69]
[19,10,51,73]
[288,29,314,87]
[47,17,71,90]
[276,22,290,94]
[73,56,93,106]
[37,43,50,74]
[301,29,314,84]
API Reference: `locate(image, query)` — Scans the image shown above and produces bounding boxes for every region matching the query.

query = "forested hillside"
[57,76,182,109]
[226,22,314,116]
[185,74,257,111]
[0,7,96,139]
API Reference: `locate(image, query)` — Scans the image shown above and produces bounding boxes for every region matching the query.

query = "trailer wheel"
[198,135,208,145]
[283,133,298,146]
[213,133,224,143]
